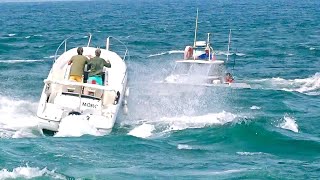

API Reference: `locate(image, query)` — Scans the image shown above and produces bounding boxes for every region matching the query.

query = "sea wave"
[236,152,264,156]
[54,115,106,137]
[0,95,39,138]
[250,106,261,110]
[0,59,44,64]
[126,111,240,138]
[177,144,194,150]
[128,123,155,138]
[148,50,184,57]
[251,73,320,96]
[278,115,299,133]
[0,166,64,179]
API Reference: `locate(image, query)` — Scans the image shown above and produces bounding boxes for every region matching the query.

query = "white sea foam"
[168,50,184,54]
[0,96,39,138]
[215,51,246,57]
[126,111,238,138]
[148,52,167,57]
[161,111,237,131]
[128,123,155,138]
[25,36,31,39]
[0,59,44,63]
[148,50,184,57]
[177,144,194,150]
[236,152,264,156]
[54,115,104,137]
[250,106,261,110]
[251,73,320,95]
[44,55,56,59]
[0,166,64,179]
[8,33,16,37]
[164,74,179,83]
[278,115,299,133]
[235,52,246,56]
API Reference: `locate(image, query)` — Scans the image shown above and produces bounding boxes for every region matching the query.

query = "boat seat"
[62,85,82,94]
[83,87,103,99]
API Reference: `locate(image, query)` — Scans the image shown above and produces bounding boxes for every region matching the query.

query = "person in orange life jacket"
[68,47,89,82]
[225,73,234,83]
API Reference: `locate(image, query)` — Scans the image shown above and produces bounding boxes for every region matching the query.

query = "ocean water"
[0,0,319,179]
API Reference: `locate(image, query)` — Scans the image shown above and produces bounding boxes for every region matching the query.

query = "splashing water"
[125,111,239,138]
[128,123,155,138]
[0,96,39,138]
[250,73,320,95]
[0,166,64,179]
[278,115,299,133]
[54,115,104,137]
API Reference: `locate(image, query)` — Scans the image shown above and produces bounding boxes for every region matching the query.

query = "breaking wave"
[250,106,261,110]
[54,115,105,137]
[251,73,320,95]
[127,111,240,138]
[148,50,184,57]
[0,95,39,138]
[0,166,64,179]
[278,115,299,133]
[0,59,44,64]
[128,123,155,138]
[236,152,264,156]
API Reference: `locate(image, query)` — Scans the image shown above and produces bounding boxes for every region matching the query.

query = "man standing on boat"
[87,48,111,85]
[68,47,89,82]
[197,47,215,60]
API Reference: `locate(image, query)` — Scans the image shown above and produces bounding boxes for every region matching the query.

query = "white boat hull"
[36,35,129,136]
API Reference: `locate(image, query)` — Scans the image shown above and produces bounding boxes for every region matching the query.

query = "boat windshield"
[189,63,210,76]
[172,63,191,75]
[208,64,225,76]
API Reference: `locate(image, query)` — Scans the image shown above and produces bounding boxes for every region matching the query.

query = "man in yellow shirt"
[68,47,89,82]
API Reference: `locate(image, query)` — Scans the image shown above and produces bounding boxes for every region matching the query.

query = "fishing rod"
[226,29,232,63]
[193,8,199,48]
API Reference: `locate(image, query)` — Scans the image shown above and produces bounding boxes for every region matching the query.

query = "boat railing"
[105,36,129,85]
[106,36,129,62]
[44,79,117,91]
[54,33,93,64]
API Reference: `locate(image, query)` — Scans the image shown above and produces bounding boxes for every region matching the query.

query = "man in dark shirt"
[68,47,89,82]
[87,48,111,85]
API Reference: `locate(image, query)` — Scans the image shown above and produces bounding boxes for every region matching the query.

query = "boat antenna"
[233,47,237,71]
[193,8,199,47]
[207,33,211,60]
[87,33,92,47]
[226,29,232,62]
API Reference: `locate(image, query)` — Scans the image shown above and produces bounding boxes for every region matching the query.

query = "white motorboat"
[36,34,129,135]
[165,9,250,89]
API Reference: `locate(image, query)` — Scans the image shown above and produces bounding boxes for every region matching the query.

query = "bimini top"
[194,41,206,47]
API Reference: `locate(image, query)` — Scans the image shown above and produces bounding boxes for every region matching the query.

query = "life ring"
[184,46,193,60]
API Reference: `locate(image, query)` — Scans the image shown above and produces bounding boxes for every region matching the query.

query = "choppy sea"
[0,0,319,179]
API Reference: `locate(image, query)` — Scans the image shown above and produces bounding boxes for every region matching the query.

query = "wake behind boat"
[36,34,129,135]
[164,9,250,89]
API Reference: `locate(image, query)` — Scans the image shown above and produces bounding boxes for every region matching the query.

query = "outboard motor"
[68,111,81,116]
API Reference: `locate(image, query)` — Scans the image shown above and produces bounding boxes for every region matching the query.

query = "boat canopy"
[194,41,206,47]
